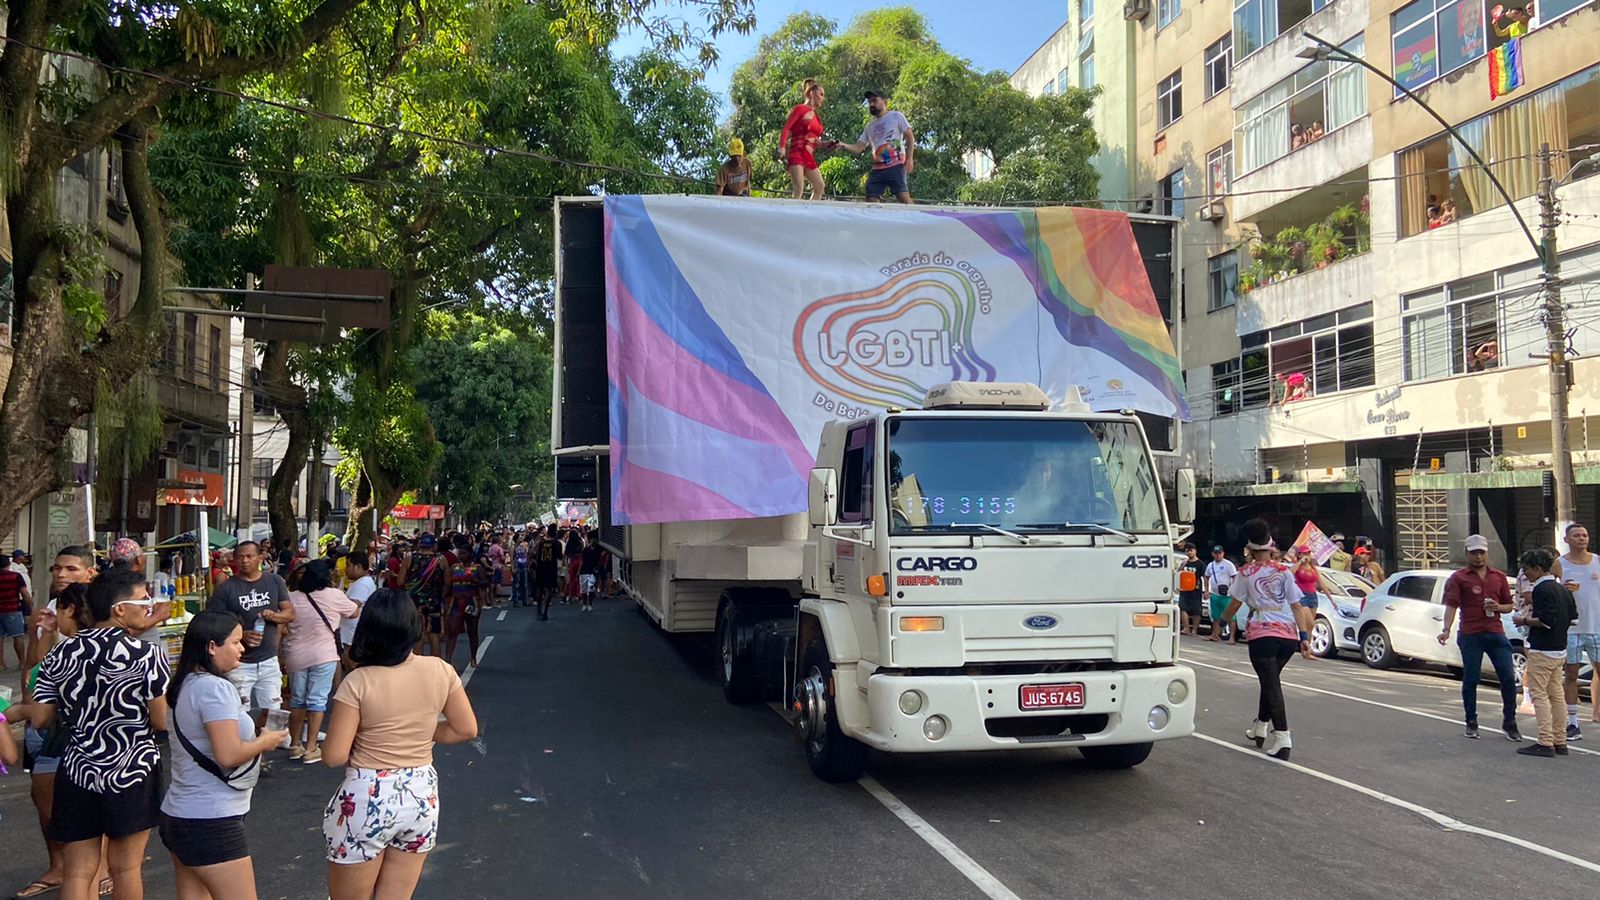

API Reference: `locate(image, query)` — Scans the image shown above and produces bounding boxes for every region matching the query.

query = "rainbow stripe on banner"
[603,195,1190,525]
[1489,37,1523,99]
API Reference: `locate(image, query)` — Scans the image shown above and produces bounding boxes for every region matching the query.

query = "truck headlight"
[923,715,949,741]
[1147,706,1171,732]
[1167,680,1189,704]
[898,690,924,716]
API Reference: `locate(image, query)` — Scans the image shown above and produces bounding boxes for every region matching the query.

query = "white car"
[1307,568,1375,659]
[1354,569,1526,681]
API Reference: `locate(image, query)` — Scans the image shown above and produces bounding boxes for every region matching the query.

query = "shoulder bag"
[171,694,260,791]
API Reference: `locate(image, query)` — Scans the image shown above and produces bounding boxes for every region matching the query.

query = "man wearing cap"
[836,91,915,204]
[1204,546,1240,642]
[716,138,753,197]
[1327,534,1353,572]
[10,549,32,596]
[1439,534,1521,741]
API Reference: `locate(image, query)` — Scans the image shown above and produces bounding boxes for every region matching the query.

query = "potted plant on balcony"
[1306,223,1342,269]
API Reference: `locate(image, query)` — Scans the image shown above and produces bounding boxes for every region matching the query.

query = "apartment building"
[1133,0,1600,568]
[968,0,1138,201]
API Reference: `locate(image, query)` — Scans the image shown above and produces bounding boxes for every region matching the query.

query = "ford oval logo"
[1023,615,1058,630]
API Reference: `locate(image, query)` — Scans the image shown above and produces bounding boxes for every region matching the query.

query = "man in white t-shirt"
[342,553,377,648]
[837,91,915,204]
[1204,546,1241,643]
[1560,523,1599,741]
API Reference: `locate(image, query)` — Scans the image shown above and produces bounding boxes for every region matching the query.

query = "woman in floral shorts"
[318,589,479,898]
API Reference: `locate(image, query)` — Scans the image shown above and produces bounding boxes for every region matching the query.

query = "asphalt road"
[3,600,1598,899]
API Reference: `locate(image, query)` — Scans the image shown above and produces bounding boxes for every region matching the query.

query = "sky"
[613,1,1070,114]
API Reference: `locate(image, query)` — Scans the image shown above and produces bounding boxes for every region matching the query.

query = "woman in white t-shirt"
[1223,518,1315,760]
[161,608,287,899]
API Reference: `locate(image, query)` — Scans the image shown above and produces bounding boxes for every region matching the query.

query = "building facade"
[1131,0,1600,568]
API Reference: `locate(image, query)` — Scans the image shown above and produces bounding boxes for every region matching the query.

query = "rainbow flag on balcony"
[1489,38,1523,100]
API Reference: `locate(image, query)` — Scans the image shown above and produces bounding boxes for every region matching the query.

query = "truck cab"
[790,382,1198,780]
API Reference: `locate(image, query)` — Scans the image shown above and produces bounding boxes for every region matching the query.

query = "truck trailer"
[553,195,1198,780]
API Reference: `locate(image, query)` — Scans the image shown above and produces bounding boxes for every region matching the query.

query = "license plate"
[1019,683,1086,710]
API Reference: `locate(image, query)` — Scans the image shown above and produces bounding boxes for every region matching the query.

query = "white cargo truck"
[553,196,1197,781]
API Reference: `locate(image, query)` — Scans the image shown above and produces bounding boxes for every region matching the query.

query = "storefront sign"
[162,470,225,507]
[390,504,445,520]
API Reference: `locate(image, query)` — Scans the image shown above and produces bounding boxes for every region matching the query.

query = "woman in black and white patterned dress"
[23,569,171,900]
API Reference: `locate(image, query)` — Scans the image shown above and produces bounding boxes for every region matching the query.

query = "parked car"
[1307,568,1375,658]
[1353,569,1526,683]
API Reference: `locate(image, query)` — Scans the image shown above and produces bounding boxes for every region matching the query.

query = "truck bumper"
[849,665,1195,753]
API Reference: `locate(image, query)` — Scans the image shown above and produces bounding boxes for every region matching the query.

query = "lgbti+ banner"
[602,195,1190,525]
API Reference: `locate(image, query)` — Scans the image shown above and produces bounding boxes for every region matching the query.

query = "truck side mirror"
[1175,468,1197,524]
[809,468,838,527]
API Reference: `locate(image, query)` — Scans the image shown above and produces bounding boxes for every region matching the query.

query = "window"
[1391,0,1489,95]
[1234,35,1365,175]
[1157,70,1183,129]
[0,256,13,348]
[1391,575,1438,601]
[1208,251,1239,311]
[1535,0,1587,24]
[1234,304,1374,408]
[106,144,128,220]
[1212,359,1242,415]
[838,422,875,524]
[1078,31,1096,90]
[252,459,273,521]
[103,270,124,320]
[1043,81,1055,97]
[1205,36,1232,98]
[1079,0,1095,22]
[1058,69,1071,93]
[1160,168,1185,218]
[183,314,199,382]
[208,325,223,392]
[1159,0,1181,28]
[1396,62,1600,238]
[1206,143,1233,199]
[1233,0,1331,60]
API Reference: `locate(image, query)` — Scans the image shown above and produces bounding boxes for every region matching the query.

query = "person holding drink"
[208,542,295,733]
[1558,523,1599,739]
[1439,534,1522,741]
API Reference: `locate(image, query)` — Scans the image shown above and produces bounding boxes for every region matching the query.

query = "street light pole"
[1299,33,1573,547]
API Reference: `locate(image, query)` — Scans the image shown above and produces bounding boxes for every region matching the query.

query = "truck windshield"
[886,417,1167,535]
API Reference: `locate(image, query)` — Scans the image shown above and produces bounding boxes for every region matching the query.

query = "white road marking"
[859,776,1024,900]
[497,610,507,622]
[460,635,495,688]
[1187,658,1600,757]
[1193,732,1600,875]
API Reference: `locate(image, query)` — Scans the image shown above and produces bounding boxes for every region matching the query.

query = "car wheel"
[1310,618,1338,659]
[1362,626,1396,669]
[1080,742,1154,769]
[1510,647,1527,688]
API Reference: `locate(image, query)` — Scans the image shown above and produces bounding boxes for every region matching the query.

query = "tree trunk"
[344,459,404,554]
[261,180,318,552]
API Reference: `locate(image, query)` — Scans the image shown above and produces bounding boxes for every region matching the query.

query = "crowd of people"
[714,79,917,204]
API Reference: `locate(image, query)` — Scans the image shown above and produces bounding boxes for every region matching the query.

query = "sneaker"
[1516,743,1555,758]
[1568,723,1584,742]
[1554,745,1569,755]
[302,749,322,764]
[1463,723,1480,739]
[1503,723,1522,742]
[289,744,306,760]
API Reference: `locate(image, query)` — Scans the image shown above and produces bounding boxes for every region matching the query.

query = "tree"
[724,7,1099,203]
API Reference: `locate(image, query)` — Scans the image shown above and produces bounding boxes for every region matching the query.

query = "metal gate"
[1394,471,1450,569]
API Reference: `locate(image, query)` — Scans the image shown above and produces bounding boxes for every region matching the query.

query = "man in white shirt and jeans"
[1560,523,1599,741]
[837,91,915,204]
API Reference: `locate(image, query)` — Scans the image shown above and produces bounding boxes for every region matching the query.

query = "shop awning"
[151,527,239,551]
[1408,466,1600,491]
[1199,480,1363,499]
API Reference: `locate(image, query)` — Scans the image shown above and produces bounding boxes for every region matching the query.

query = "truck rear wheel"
[798,635,868,782]
[1079,742,1153,769]
[717,599,761,704]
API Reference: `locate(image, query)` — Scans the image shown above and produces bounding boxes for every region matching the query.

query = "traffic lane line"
[859,776,1023,900]
[460,634,494,687]
[1192,732,1600,877]
[1187,657,1600,757]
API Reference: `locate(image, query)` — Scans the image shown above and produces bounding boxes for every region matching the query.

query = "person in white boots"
[1224,518,1315,760]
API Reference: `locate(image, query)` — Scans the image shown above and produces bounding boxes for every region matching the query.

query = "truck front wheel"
[1079,742,1153,769]
[798,635,868,782]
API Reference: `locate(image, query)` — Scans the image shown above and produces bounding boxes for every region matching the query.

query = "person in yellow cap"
[716,138,753,197]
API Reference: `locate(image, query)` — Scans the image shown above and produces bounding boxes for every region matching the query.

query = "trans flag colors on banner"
[603,195,1190,525]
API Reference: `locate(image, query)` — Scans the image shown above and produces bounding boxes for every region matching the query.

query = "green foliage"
[56,224,109,342]
[1239,199,1371,293]
[94,374,165,478]
[725,7,1099,202]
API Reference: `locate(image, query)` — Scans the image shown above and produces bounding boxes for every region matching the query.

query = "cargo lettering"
[896,556,978,572]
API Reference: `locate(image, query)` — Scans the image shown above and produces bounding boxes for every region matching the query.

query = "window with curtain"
[1209,251,1239,311]
[1233,36,1365,176]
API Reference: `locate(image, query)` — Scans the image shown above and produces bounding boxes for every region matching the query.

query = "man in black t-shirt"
[534,525,562,621]
[1177,542,1206,636]
[206,541,293,730]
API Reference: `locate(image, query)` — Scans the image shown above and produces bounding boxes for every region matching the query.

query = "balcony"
[1236,250,1373,336]
[1233,117,1372,222]
[1232,0,1366,102]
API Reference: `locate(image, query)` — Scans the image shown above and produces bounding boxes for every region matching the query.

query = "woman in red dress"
[781,78,834,200]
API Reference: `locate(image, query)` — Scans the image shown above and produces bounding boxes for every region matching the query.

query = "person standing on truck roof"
[1177,543,1205,636]
[1226,518,1314,760]
[835,91,915,204]
[716,139,753,197]
[780,78,835,201]
[1204,546,1239,643]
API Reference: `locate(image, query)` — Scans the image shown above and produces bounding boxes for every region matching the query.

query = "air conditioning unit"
[1197,200,1226,223]
[1124,0,1152,20]
[158,458,181,481]
[1135,192,1156,213]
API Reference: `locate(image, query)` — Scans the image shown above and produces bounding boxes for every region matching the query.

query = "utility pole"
[1538,143,1575,549]
[235,334,255,539]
